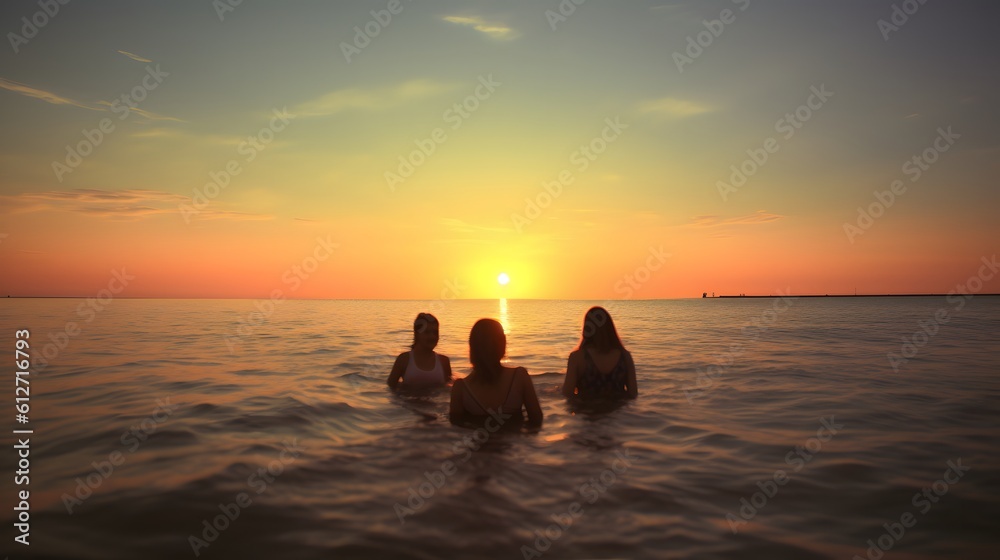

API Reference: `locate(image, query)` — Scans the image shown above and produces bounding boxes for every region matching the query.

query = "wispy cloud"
[442,15,518,40]
[191,210,273,222]
[689,210,784,227]
[129,127,240,145]
[0,78,102,111]
[118,50,152,63]
[293,79,458,117]
[92,100,183,122]
[1,77,182,121]
[638,97,715,118]
[0,189,272,221]
[127,106,183,122]
[130,127,182,139]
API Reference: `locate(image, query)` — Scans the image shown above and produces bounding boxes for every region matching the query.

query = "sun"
[497,272,510,286]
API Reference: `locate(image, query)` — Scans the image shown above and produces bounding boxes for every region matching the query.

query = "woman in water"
[449,319,543,427]
[387,313,453,389]
[562,306,638,399]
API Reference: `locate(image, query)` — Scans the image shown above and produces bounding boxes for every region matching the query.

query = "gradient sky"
[1,0,998,299]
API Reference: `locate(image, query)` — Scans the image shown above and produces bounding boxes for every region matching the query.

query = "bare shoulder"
[392,352,409,368]
[439,354,451,365]
[503,365,528,382]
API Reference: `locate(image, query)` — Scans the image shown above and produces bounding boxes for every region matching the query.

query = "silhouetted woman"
[562,307,637,399]
[449,319,543,427]
[387,313,453,389]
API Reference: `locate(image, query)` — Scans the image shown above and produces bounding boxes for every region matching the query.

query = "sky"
[0,0,998,299]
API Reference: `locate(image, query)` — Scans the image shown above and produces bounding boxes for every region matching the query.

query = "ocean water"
[1,297,999,559]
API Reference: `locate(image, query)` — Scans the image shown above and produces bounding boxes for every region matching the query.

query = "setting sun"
[0,3,997,560]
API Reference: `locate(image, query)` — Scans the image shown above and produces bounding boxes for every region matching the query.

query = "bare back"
[450,366,543,426]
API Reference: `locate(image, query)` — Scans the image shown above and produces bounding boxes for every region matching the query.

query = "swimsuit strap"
[464,369,518,414]
[501,368,522,410]
[505,368,519,401]
[585,348,623,374]
[462,379,490,415]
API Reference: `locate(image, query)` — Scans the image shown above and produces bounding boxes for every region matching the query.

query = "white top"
[403,351,444,385]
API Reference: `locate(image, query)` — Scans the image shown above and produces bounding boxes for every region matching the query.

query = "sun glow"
[497,272,510,286]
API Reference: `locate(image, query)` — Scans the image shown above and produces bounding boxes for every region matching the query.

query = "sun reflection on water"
[499,297,509,333]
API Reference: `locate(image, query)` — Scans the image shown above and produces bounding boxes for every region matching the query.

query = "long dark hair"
[578,306,625,352]
[469,318,506,384]
[411,313,439,349]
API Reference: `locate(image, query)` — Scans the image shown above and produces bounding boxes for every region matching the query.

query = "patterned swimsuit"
[577,349,629,398]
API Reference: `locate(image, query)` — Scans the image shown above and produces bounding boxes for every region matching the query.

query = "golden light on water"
[499,297,509,333]
[498,273,511,333]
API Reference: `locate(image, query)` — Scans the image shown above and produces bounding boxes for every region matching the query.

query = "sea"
[1,297,998,559]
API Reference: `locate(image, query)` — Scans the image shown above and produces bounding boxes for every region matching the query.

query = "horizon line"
[3,294,1000,301]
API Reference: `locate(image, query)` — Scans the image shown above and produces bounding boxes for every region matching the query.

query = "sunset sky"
[1,0,997,299]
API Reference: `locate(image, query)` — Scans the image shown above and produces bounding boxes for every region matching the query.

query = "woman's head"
[411,313,439,350]
[579,306,625,352]
[469,318,506,383]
